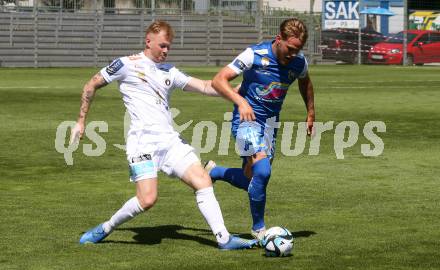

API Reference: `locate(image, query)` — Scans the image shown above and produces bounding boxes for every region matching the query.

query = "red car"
[369,30,440,65]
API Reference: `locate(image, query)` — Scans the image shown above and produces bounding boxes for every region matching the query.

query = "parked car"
[368,30,440,65]
[320,28,385,63]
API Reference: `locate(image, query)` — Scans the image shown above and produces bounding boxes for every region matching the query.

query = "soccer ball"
[263,226,292,241]
[262,226,294,257]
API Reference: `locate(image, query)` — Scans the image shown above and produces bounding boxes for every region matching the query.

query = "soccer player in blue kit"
[206,18,315,242]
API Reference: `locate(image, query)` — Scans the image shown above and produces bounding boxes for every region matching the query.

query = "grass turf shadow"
[104,225,218,247]
[93,225,316,249]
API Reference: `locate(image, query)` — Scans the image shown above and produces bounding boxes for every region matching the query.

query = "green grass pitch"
[0,65,439,270]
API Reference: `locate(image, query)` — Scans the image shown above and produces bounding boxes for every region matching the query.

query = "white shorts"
[126,130,199,182]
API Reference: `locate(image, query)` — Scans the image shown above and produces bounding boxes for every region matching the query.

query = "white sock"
[102,196,144,234]
[195,187,230,244]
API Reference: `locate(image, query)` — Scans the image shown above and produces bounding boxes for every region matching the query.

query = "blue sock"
[210,166,250,191]
[248,158,271,231]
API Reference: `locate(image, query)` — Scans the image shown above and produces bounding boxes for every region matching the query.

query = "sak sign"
[324,0,359,29]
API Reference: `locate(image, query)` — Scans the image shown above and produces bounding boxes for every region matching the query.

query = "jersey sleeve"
[298,56,309,79]
[227,47,254,75]
[171,67,192,89]
[100,57,128,83]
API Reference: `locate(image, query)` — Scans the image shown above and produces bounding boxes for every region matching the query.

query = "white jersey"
[100,52,199,179]
[100,52,191,135]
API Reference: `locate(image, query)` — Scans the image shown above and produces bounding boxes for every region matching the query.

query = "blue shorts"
[233,121,276,158]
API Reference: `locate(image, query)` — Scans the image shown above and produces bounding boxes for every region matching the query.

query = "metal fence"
[0,0,321,39]
[0,0,323,67]
[2,0,439,67]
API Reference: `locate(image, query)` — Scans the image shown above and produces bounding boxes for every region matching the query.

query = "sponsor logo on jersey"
[255,49,268,55]
[233,59,246,70]
[137,71,146,78]
[255,82,289,102]
[255,69,272,75]
[106,59,124,75]
[261,57,270,68]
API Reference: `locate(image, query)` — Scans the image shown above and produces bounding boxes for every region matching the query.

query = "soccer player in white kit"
[71,21,257,250]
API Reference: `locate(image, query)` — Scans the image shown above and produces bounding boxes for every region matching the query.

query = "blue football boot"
[79,223,109,244]
[218,235,258,250]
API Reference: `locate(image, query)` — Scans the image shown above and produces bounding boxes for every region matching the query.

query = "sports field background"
[0,65,439,270]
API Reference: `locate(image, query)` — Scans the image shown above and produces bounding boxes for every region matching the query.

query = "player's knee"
[189,169,213,190]
[252,158,271,180]
[137,195,157,210]
[253,166,271,180]
[194,175,213,190]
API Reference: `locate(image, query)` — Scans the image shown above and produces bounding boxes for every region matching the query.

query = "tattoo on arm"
[77,73,107,121]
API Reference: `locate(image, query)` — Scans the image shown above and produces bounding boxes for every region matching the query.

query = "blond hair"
[146,20,174,40]
[279,18,308,43]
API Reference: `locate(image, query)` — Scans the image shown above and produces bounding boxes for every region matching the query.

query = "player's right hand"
[238,100,256,122]
[306,113,315,136]
[69,122,85,145]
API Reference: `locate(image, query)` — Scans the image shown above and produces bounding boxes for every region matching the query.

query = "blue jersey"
[228,41,308,135]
